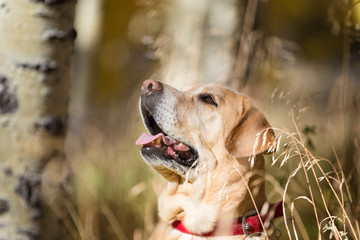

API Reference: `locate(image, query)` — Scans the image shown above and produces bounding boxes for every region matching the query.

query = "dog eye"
[199,94,218,107]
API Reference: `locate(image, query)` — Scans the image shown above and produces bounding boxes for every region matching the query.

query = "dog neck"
[200,153,266,218]
[158,154,267,235]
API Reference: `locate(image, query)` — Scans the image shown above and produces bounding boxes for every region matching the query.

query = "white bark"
[157,0,241,88]
[0,0,76,239]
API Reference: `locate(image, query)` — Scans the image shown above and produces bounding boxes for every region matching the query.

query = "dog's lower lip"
[139,137,199,167]
[141,146,198,167]
[138,134,198,167]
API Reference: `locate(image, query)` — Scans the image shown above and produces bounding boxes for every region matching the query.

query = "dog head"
[136,79,277,182]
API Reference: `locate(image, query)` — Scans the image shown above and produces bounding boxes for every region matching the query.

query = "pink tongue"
[136,133,179,146]
[136,133,162,145]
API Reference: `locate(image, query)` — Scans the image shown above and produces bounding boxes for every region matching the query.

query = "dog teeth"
[173,143,190,152]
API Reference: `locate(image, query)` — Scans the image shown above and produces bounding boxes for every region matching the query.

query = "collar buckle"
[242,209,257,236]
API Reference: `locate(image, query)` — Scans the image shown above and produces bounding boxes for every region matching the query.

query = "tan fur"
[140,82,277,240]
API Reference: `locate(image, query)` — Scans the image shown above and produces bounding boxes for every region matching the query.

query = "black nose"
[141,79,162,94]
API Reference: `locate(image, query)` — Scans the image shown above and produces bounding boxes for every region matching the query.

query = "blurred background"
[65,0,360,239]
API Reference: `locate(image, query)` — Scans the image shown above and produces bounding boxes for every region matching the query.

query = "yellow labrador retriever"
[136,80,282,239]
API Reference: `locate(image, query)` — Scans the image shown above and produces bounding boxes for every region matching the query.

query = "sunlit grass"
[63,122,162,240]
[270,119,359,239]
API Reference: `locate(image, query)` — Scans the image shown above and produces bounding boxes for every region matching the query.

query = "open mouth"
[136,106,198,167]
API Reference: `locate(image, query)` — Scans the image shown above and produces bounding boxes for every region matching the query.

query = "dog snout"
[141,79,163,95]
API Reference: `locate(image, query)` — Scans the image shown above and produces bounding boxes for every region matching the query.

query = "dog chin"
[140,149,197,182]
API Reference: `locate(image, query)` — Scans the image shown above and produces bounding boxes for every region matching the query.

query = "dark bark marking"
[30,209,42,220]
[43,28,77,41]
[3,166,12,175]
[0,2,9,13]
[35,116,65,136]
[0,199,9,215]
[30,0,75,5]
[17,61,58,73]
[0,76,18,114]
[34,10,51,19]
[15,176,42,208]
[16,227,40,240]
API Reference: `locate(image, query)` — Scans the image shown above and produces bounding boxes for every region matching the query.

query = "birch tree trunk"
[157,0,242,88]
[0,0,76,239]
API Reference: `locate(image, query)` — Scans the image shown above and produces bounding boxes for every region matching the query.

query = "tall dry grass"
[270,117,359,239]
[262,69,359,239]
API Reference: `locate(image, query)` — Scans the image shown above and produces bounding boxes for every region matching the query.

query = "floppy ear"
[225,104,277,158]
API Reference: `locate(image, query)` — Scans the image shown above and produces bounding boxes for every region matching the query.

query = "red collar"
[172,201,283,237]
